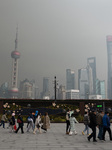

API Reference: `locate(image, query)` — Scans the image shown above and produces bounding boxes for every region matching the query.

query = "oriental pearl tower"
[10,27,20,98]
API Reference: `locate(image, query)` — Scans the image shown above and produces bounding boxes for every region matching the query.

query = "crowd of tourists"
[66,109,112,142]
[0,111,50,134]
[0,108,112,143]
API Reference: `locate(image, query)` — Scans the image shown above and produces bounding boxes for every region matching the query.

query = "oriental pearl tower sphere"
[10,27,20,98]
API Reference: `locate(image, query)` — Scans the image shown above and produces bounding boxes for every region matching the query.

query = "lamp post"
[53,76,58,101]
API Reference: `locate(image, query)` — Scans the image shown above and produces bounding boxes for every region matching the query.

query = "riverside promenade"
[0,123,112,150]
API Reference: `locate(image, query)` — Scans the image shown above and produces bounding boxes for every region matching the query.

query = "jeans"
[0,120,5,128]
[83,125,89,135]
[98,125,103,140]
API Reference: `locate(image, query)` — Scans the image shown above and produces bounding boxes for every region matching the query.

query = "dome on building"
[11,51,20,59]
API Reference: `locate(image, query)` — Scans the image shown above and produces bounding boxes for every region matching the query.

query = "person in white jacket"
[69,113,79,135]
[33,113,42,134]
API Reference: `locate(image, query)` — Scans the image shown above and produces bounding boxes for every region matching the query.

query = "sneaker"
[66,132,69,135]
[69,131,73,135]
[82,131,84,135]
[33,132,36,134]
[87,137,90,142]
[93,140,97,142]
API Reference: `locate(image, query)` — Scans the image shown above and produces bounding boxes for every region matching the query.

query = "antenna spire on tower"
[15,26,18,51]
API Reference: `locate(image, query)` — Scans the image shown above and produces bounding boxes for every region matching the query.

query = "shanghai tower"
[107,35,112,99]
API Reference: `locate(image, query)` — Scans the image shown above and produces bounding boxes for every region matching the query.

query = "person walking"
[27,113,34,132]
[15,114,24,134]
[41,112,50,132]
[66,109,70,134]
[102,112,112,141]
[87,110,97,142]
[33,113,42,134]
[69,113,79,135]
[9,112,15,132]
[82,112,90,136]
[96,110,104,140]
[0,113,7,128]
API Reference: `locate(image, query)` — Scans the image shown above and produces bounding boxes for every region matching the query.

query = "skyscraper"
[58,85,66,100]
[10,27,20,98]
[19,79,33,99]
[41,77,50,99]
[78,68,89,99]
[96,79,106,99]
[107,35,112,99]
[66,69,75,90]
[87,57,96,95]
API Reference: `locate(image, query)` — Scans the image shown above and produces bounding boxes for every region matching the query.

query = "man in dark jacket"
[102,112,112,141]
[96,110,104,140]
[15,114,24,134]
[87,110,97,142]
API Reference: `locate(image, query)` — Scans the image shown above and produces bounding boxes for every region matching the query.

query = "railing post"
[79,102,85,116]
[0,100,3,114]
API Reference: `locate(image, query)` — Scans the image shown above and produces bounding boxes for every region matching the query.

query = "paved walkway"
[0,123,112,150]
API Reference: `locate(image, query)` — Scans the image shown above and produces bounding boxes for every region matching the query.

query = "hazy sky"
[0,0,111,96]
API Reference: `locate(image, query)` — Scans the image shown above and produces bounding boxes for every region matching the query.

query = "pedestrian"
[9,112,15,132]
[69,113,79,135]
[102,112,112,141]
[27,113,34,132]
[0,112,7,128]
[66,109,70,134]
[96,110,104,140]
[41,112,50,132]
[33,113,42,134]
[87,110,97,142]
[82,111,90,136]
[15,114,24,134]
[34,110,38,124]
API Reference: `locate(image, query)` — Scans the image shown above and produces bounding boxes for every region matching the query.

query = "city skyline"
[0,0,112,96]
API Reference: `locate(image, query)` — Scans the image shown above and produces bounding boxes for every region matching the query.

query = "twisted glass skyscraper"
[107,35,112,99]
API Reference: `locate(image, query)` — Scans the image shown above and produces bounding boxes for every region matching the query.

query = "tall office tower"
[78,68,89,99]
[10,27,20,98]
[19,79,33,99]
[86,64,93,95]
[107,35,112,99]
[0,82,9,98]
[87,57,96,95]
[96,79,106,99]
[66,69,75,90]
[58,85,66,100]
[42,77,50,99]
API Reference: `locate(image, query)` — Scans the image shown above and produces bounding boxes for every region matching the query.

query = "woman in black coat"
[15,114,24,134]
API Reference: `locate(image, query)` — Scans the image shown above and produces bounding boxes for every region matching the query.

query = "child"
[69,113,79,135]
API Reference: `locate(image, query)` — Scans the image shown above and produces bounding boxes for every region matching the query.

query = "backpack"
[27,117,33,122]
[17,119,22,123]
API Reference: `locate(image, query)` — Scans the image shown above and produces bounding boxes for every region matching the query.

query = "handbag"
[14,124,17,130]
